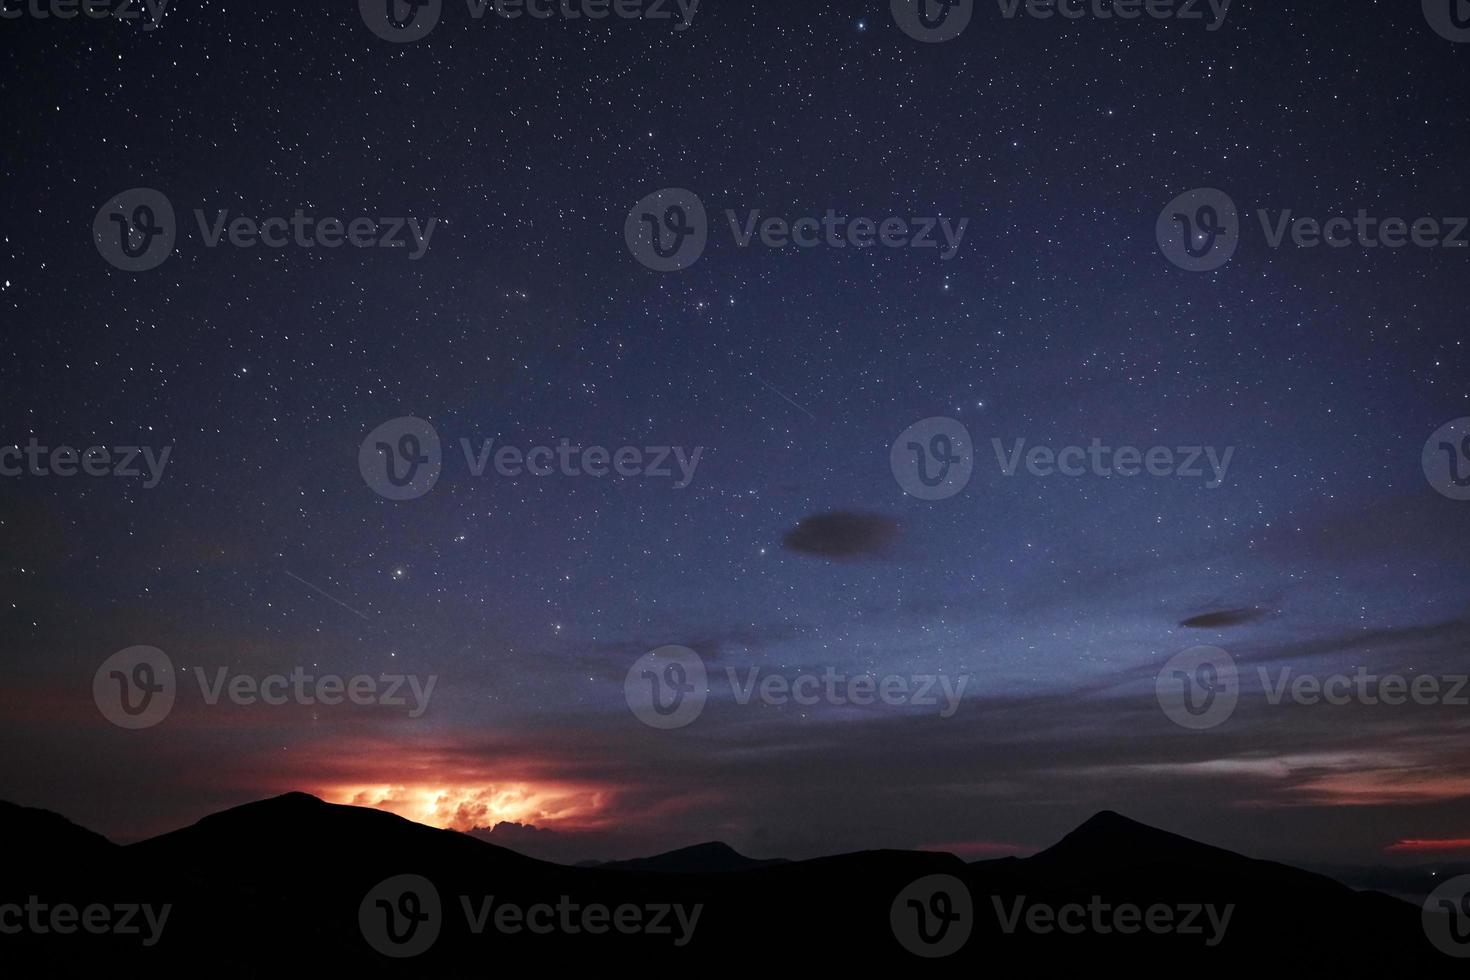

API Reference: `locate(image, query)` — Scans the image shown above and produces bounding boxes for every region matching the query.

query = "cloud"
[781,511,899,560]
[1386,838,1470,854]
[1180,608,1266,628]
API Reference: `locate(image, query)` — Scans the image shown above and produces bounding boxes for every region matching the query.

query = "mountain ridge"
[1,792,1458,973]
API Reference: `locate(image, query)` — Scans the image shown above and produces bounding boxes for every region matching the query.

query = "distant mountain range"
[584,840,788,873]
[2,793,1461,974]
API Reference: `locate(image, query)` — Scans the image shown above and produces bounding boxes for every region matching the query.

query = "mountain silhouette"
[1,800,115,857]
[592,841,787,874]
[131,791,548,874]
[1,794,1460,973]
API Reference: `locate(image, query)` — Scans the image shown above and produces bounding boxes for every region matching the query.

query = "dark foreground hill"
[0,794,1460,975]
[590,840,788,874]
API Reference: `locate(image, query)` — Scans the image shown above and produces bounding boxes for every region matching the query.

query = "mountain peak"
[1072,809,1149,836]
[597,840,780,873]
[1027,809,1247,877]
[669,841,741,858]
[1053,809,1186,848]
[258,791,327,809]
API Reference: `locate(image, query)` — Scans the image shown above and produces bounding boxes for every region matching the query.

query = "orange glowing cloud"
[321,781,609,831]
[234,732,620,832]
[1290,768,1470,806]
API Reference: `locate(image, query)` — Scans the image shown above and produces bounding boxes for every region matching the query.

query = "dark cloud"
[1180,608,1267,629]
[781,511,899,560]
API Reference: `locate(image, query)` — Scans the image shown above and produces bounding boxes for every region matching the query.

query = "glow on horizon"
[321,781,609,832]
[1386,838,1470,854]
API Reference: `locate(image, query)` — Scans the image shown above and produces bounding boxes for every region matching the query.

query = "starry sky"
[2,0,1469,871]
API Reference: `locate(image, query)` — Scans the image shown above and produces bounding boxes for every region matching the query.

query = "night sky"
[2,0,1469,871]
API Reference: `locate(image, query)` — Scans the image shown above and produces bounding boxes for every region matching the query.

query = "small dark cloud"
[1180,608,1266,629]
[782,511,899,560]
